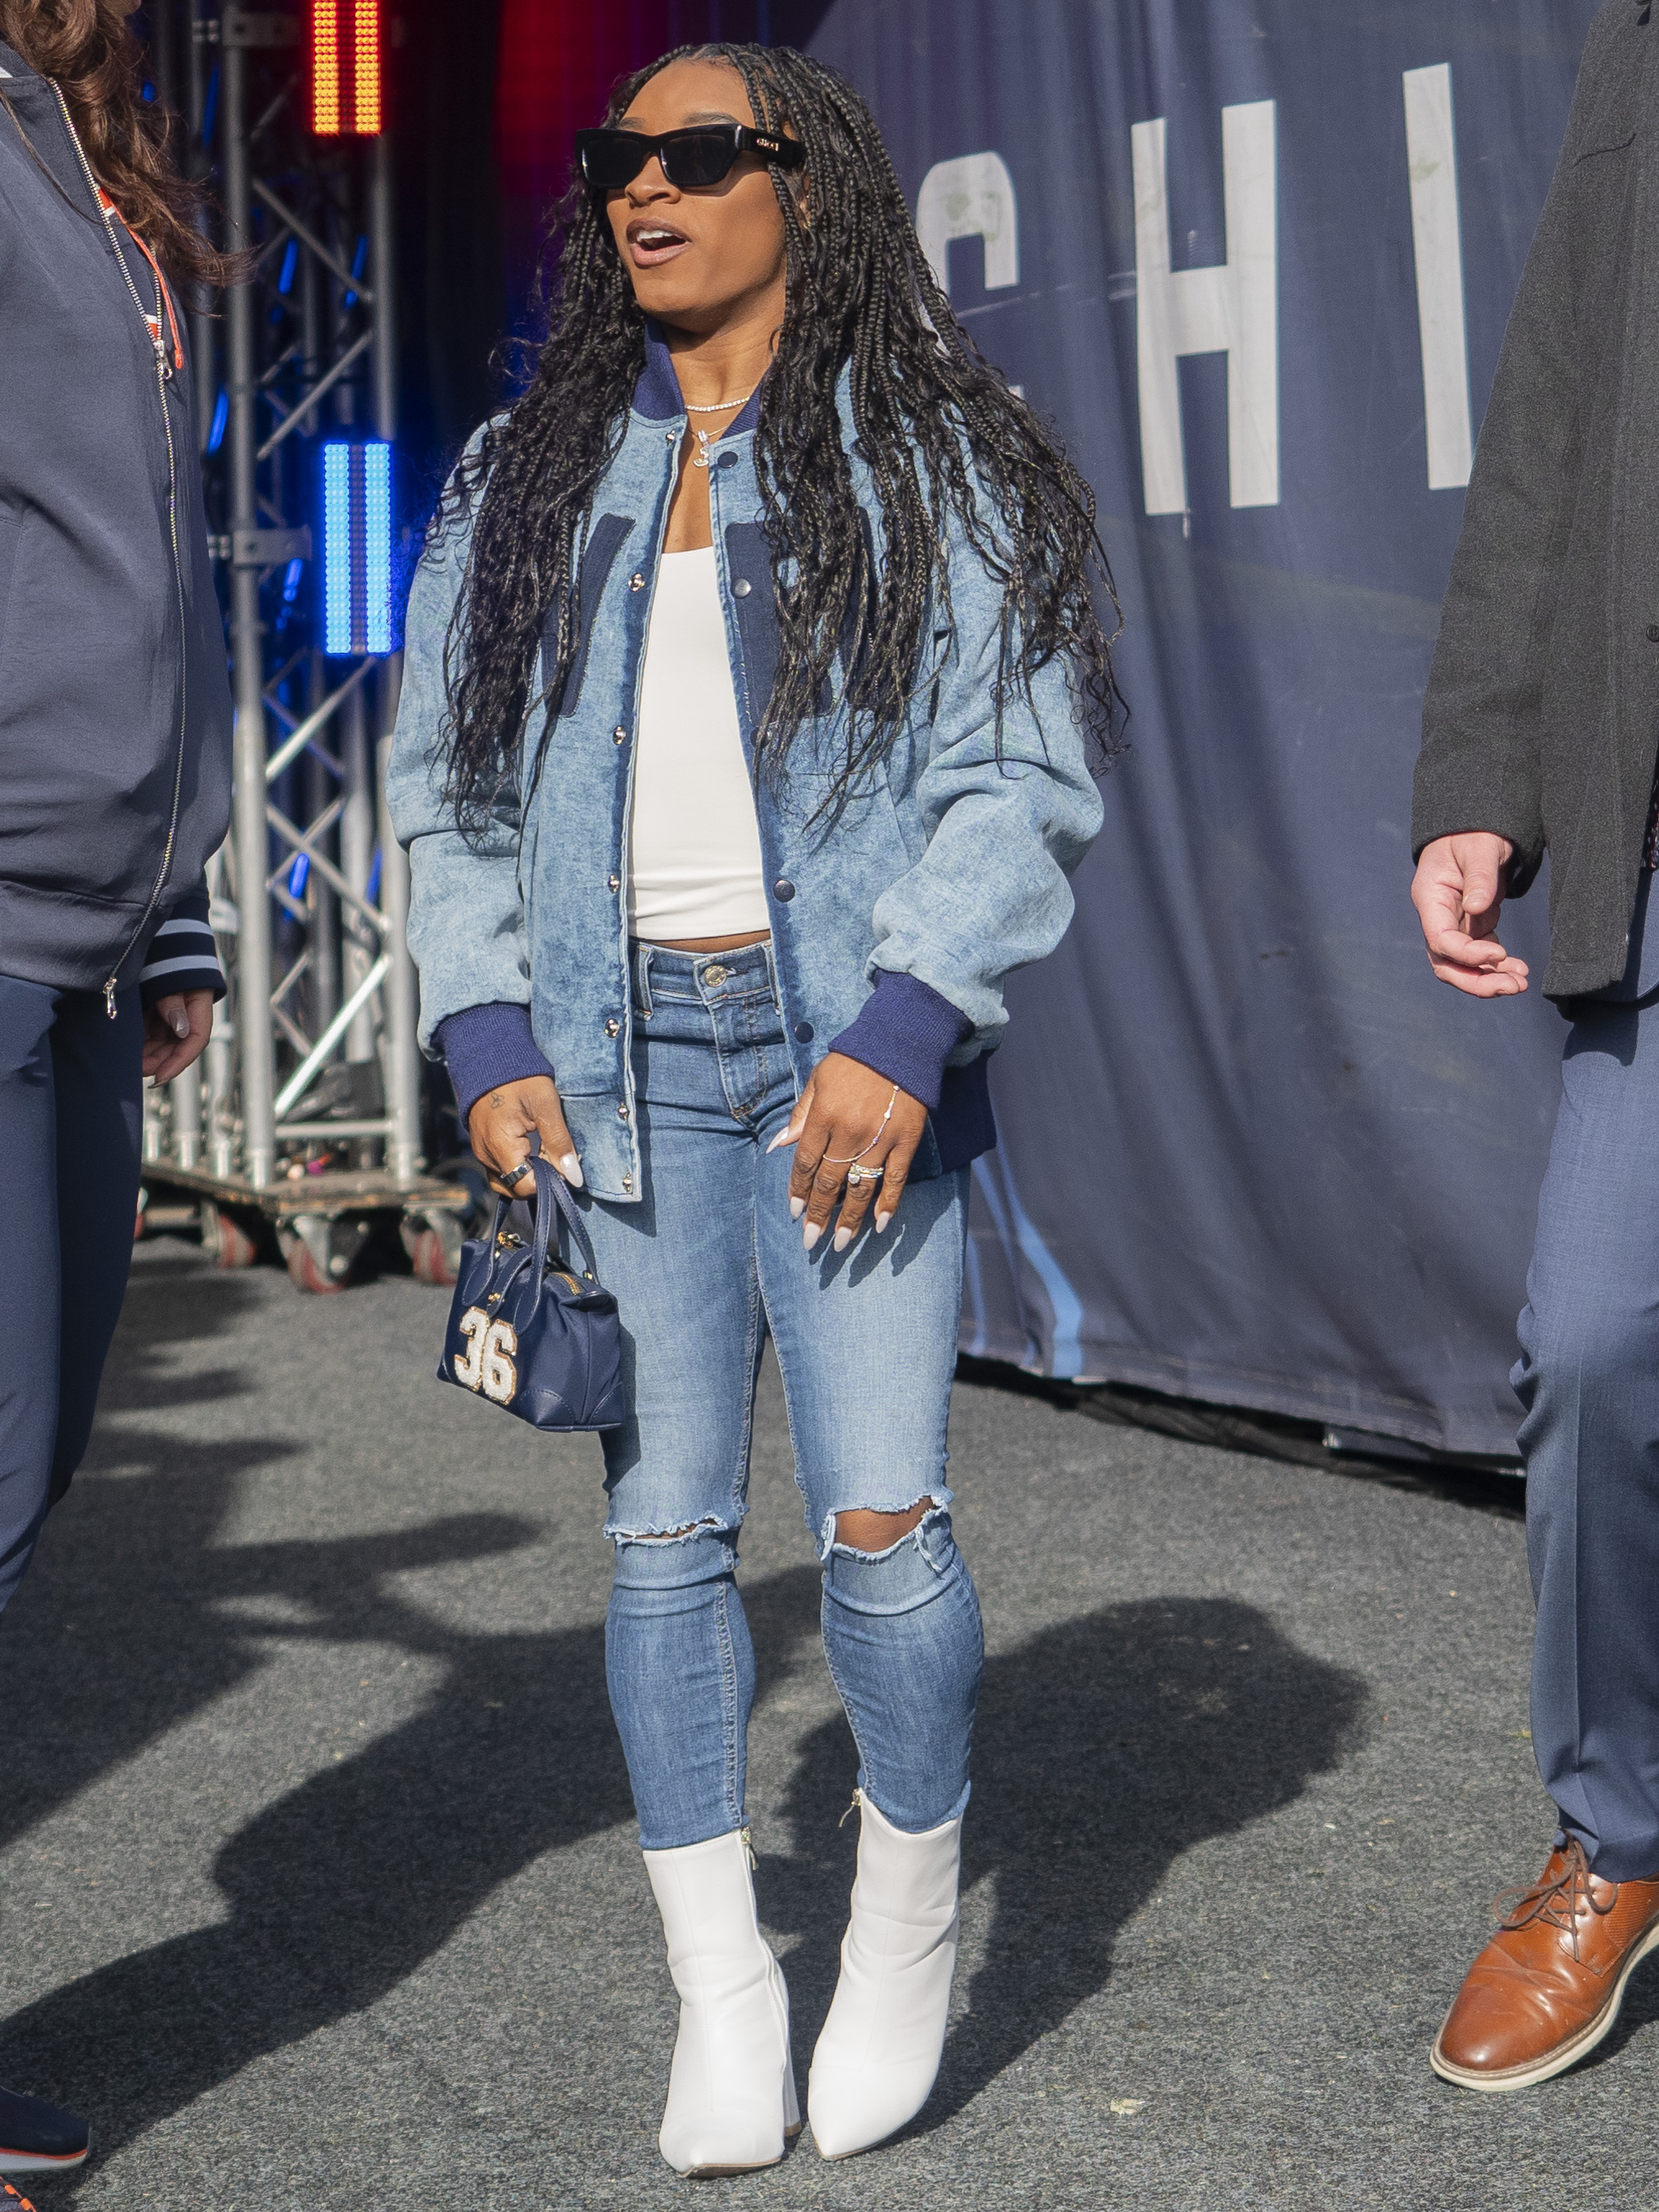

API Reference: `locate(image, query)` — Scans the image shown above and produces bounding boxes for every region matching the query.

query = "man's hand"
[468,1075,583,1197]
[1411,832,1529,998]
[142,989,215,1083]
[773,1051,929,1251]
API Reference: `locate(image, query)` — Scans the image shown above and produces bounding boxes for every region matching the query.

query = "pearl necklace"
[685,388,756,469]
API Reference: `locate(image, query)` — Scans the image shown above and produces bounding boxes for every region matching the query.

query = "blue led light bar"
[321,439,395,656]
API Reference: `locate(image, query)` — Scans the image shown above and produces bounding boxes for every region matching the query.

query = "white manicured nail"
[766,1128,792,1152]
[789,1195,805,1220]
[560,1155,584,1187]
[833,1226,853,1252]
[802,1222,821,1252]
[875,1211,892,1233]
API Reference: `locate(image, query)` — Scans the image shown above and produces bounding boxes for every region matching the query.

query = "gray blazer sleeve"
[1410,14,1616,894]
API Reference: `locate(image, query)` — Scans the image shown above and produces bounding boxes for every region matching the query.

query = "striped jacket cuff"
[140,894,226,1004]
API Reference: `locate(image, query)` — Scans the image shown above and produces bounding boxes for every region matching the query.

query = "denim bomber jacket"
[386,326,1105,1205]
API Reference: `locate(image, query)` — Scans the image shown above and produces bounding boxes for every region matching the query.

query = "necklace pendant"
[693,428,712,471]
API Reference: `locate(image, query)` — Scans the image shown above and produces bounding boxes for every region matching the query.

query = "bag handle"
[526,1155,602,1284]
[479,1159,601,1297]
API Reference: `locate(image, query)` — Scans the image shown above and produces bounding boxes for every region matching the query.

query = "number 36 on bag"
[451,1306,518,1403]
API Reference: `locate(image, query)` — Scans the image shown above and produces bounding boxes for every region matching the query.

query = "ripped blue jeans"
[581,940,983,1851]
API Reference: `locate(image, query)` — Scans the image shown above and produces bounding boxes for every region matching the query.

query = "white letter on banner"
[1132,101,1279,514]
[1403,64,1473,490]
[916,152,1019,295]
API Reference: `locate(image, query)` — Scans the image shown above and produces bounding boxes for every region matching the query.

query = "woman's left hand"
[773,1051,928,1251]
[142,989,215,1084]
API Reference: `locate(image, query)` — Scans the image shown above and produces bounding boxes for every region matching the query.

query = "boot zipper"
[51,84,192,1018]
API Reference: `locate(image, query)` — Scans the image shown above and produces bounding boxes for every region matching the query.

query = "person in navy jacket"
[0,0,235,2177]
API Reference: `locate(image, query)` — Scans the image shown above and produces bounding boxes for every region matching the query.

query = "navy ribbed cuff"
[827,969,973,1111]
[140,889,225,1004]
[437,1002,557,1128]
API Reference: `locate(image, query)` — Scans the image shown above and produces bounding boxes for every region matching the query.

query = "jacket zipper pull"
[103,978,118,1019]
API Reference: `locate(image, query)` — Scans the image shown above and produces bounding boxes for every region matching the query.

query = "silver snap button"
[613,725,628,743]
[607,873,620,892]
[623,1173,634,1190]
[617,1103,630,1120]
[732,578,752,597]
[628,573,645,592]
[704,964,728,986]
[605,1017,619,1037]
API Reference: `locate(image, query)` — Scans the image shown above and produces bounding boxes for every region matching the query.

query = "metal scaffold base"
[140,1159,472,1293]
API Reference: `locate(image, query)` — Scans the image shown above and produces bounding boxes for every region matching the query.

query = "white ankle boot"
[807,1789,962,2159]
[642,1828,799,2177]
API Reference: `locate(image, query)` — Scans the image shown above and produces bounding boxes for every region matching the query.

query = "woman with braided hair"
[389,41,1114,2173]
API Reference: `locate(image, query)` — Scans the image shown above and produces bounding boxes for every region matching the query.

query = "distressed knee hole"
[832,1497,933,1558]
[606,1511,729,1548]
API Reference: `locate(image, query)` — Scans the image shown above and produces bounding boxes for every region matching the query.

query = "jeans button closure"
[704,963,728,986]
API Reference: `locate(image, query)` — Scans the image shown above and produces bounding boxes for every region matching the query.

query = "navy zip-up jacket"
[0,42,230,1003]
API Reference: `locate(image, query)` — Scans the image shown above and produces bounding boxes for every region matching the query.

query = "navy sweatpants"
[0,976,143,1617]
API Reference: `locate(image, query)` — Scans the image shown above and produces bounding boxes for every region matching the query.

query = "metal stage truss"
[140,2,466,1292]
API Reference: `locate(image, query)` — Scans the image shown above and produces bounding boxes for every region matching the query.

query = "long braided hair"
[437,41,1122,831]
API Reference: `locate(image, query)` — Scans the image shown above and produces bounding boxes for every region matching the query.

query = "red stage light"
[309,0,382,137]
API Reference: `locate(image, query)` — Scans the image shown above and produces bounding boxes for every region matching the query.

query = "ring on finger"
[844,1161,885,1186]
[500,1159,534,1189]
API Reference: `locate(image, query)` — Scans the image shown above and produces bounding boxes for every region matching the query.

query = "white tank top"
[627,547,770,941]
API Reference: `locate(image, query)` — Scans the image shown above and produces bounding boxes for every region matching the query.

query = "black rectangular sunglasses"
[575,124,805,193]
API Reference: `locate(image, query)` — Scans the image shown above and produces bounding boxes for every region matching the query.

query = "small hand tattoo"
[488,1091,505,1107]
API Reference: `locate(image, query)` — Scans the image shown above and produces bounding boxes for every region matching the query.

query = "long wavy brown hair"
[0,0,237,286]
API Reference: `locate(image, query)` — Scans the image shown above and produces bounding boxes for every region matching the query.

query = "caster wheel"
[204,1204,261,1269]
[404,1216,464,1287]
[280,1212,370,1294]
[285,1236,350,1295]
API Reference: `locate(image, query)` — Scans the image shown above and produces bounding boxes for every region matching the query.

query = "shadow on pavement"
[0,1266,828,2182]
[1,1255,1365,2174]
[764,1595,1368,2125]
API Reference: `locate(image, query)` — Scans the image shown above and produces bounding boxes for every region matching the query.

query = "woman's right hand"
[467,1075,584,1197]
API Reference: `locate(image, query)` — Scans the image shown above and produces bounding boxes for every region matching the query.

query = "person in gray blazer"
[1412,0,1659,2095]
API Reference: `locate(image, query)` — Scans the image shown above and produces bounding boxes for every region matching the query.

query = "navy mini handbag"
[437,1158,625,1431]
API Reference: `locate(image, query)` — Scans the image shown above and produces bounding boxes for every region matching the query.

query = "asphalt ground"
[0,1239,1648,2211]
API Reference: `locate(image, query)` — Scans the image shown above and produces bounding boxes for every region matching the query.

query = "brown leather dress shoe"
[1431,1837,1659,2090]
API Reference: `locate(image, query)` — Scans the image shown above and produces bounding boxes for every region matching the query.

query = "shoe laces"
[1493,1837,1614,1962]
[2,2183,39,2212]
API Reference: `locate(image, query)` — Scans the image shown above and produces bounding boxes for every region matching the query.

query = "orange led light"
[309,0,383,138]
[353,0,381,136]
[311,0,340,134]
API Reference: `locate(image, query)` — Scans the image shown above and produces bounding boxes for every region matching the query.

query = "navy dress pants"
[1515,874,1659,1882]
[0,976,143,1618]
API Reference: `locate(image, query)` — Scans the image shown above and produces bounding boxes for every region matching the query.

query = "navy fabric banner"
[785,0,1601,1456]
